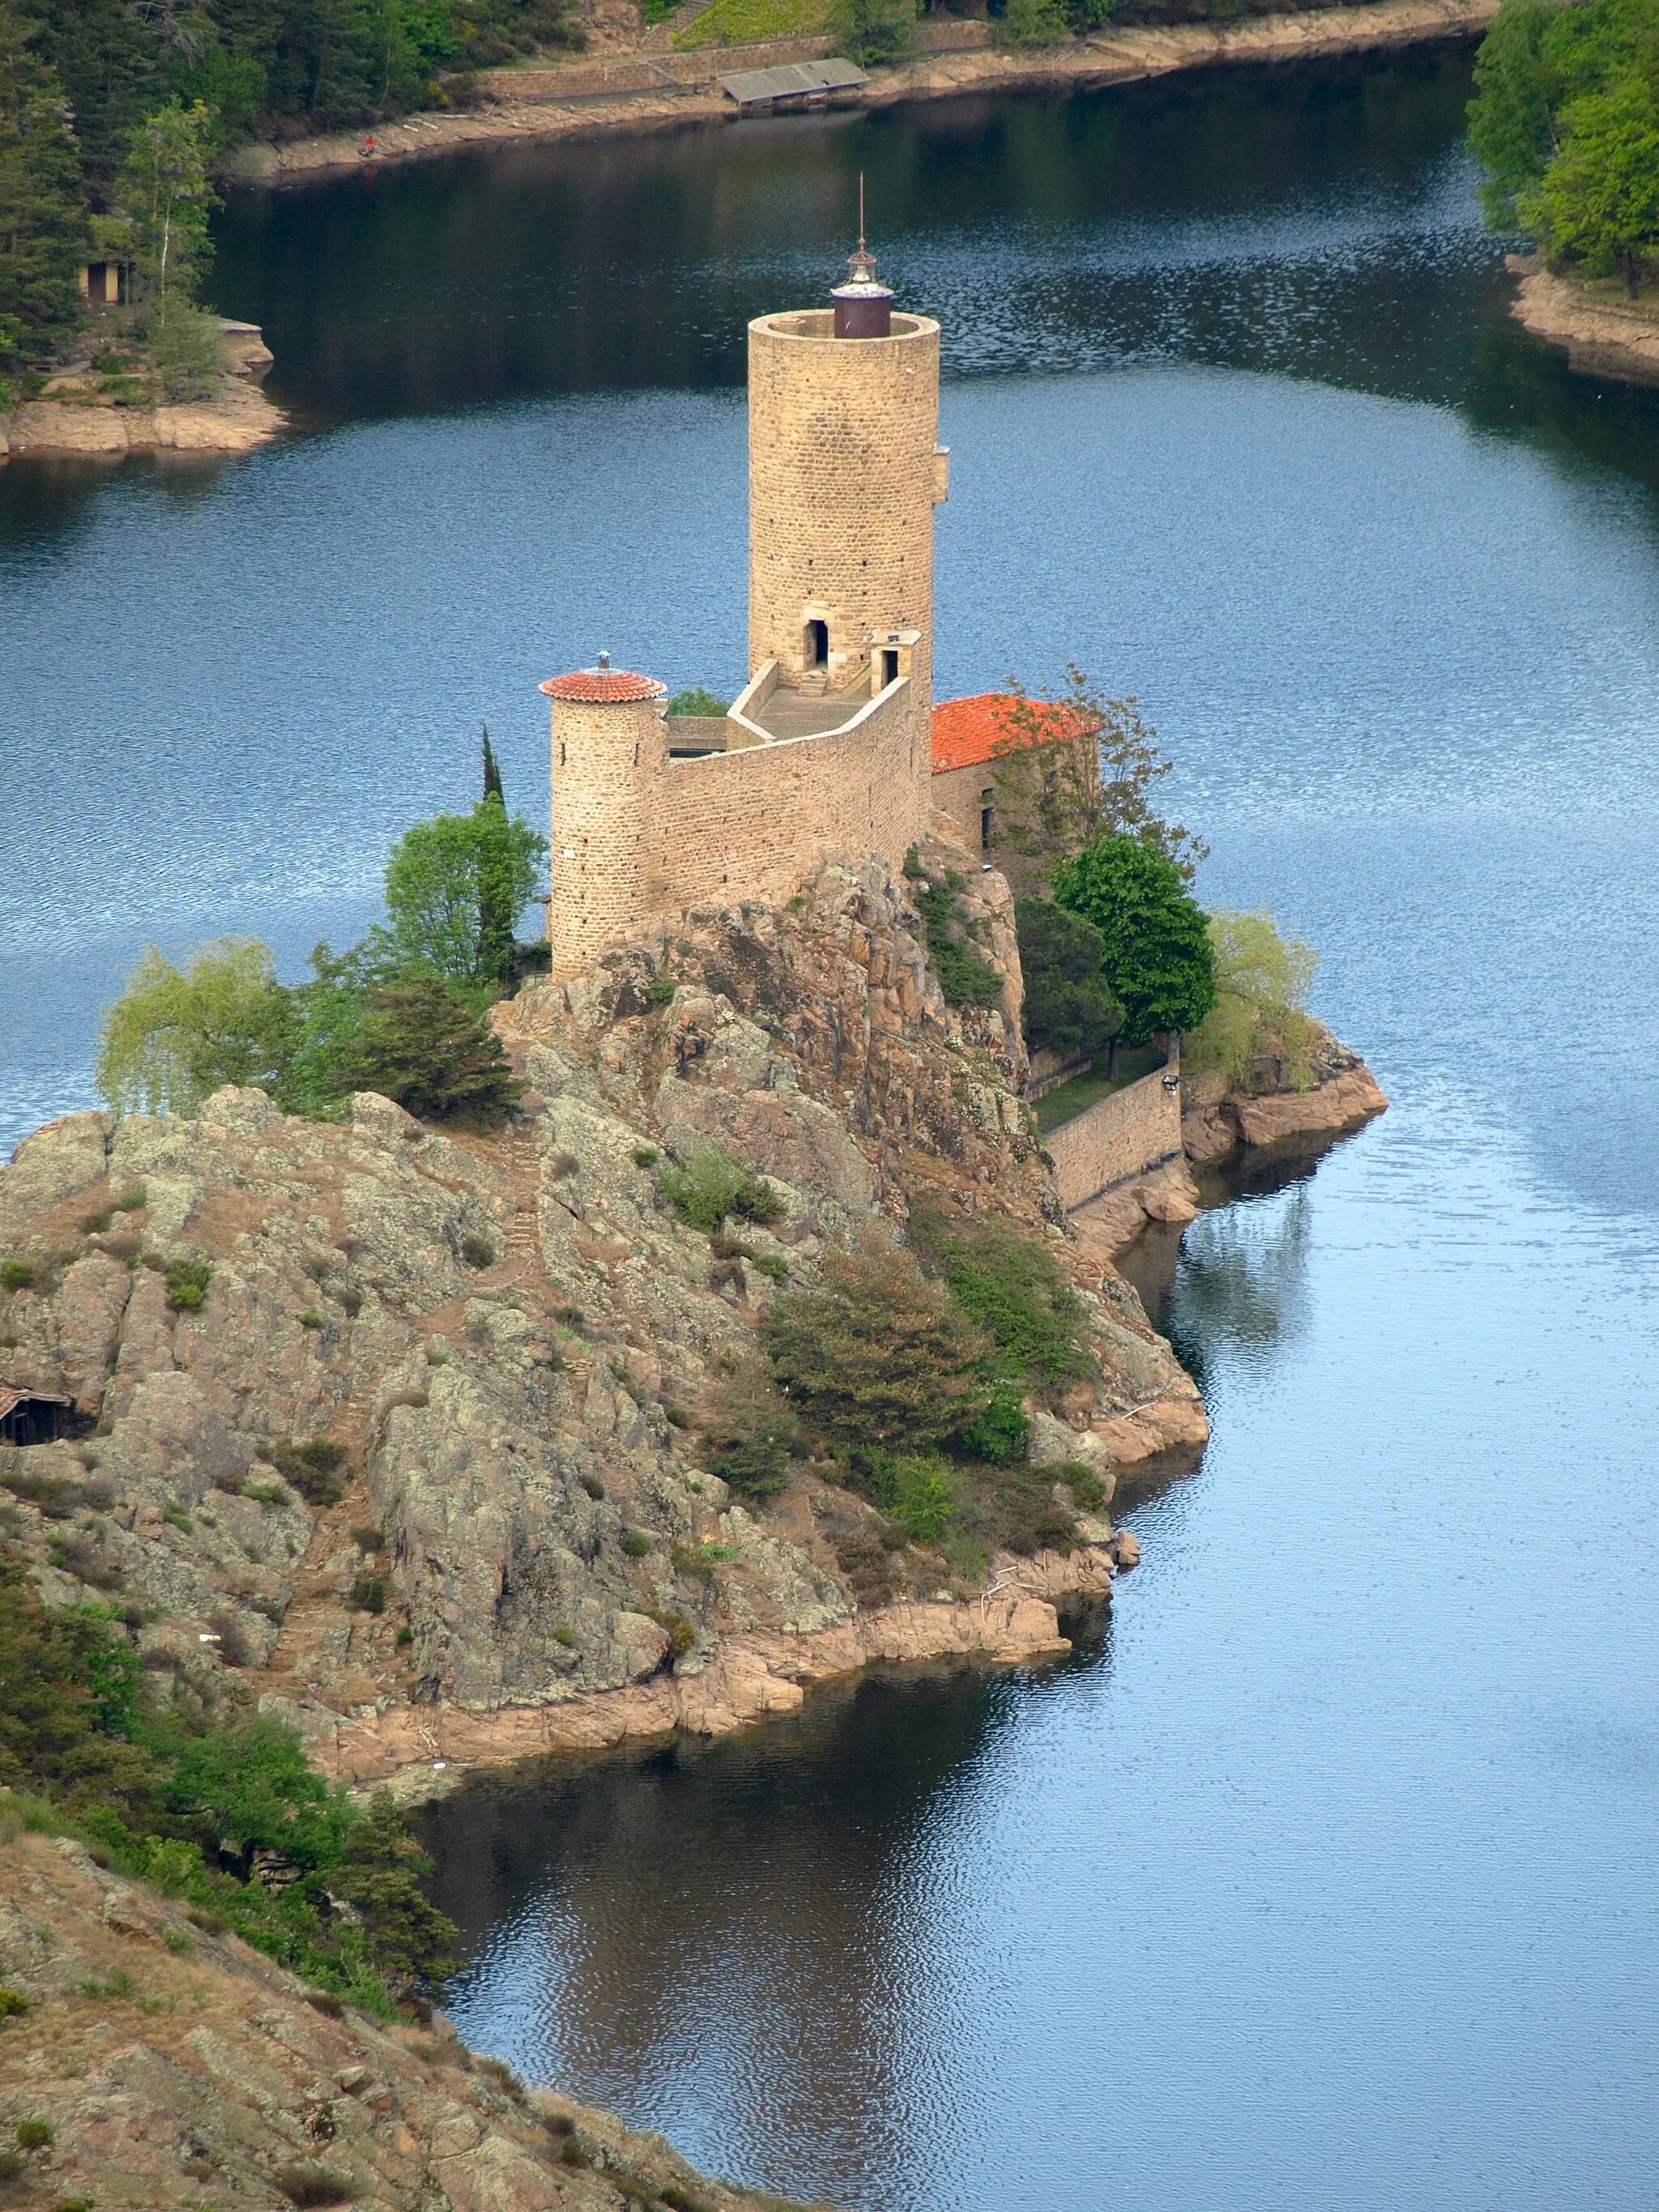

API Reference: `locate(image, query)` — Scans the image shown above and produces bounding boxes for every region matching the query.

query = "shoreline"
[0,321,287,465]
[234,0,1498,186]
[1508,254,1659,388]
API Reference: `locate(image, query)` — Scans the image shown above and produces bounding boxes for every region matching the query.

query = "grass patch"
[672,0,832,44]
[1033,1042,1167,1133]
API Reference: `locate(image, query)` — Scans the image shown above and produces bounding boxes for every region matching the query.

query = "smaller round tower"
[541,657,667,984]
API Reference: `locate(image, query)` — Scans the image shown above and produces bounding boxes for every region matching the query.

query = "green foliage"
[952,1379,1030,1465]
[265,1438,349,1504]
[659,1145,783,1234]
[331,977,525,1125]
[1013,895,1123,1060]
[0,1259,32,1292]
[761,1247,991,1455]
[96,938,300,1119]
[702,1355,803,1500]
[109,97,216,324]
[912,1207,1096,1396]
[382,799,547,989]
[1052,834,1217,1043]
[620,1528,653,1557]
[863,1451,957,1543]
[0,3,88,372]
[1000,0,1069,45]
[1469,0,1659,290]
[664,687,730,716]
[14,2118,51,2148]
[830,0,915,65]
[164,1257,212,1311]
[915,871,1005,1009]
[1184,909,1319,1089]
[146,296,224,398]
[673,0,833,47]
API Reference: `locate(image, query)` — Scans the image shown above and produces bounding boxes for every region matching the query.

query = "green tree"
[328,1788,458,1993]
[663,688,730,717]
[331,976,524,1123]
[1519,75,1659,293]
[0,5,88,374]
[480,721,503,803]
[1052,834,1216,1044]
[109,96,217,325]
[383,801,546,988]
[96,938,300,1118]
[989,666,1208,888]
[702,1354,804,1501]
[1467,0,1570,226]
[761,1247,990,1457]
[1185,909,1319,1088]
[1013,895,1122,1062]
[166,1715,355,1877]
[1000,0,1069,47]
[0,1551,159,1827]
[830,0,914,66]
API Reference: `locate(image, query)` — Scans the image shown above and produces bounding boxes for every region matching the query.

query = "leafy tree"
[1185,909,1319,1088]
[166,1714,354,1876]
[96,938,300,1117]
[702,1354,804,1500]
[324,1788,458,1993]
[989,666,1208,887]
[831,0,914,66]
[0,5,87,373]
[761,1247,990,1457]
[382,799,545,989]
[108,96,217,326]
[331,976,524,1123]
[1519,76,1659,295]
[1013,895,1122,1062]
[1052,833,1216,1044]
[0,1552,159,1826]
[664,688,730,717]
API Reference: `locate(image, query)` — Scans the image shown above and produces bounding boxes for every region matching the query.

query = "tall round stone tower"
[541,657,667,984]
[746,242,948,773]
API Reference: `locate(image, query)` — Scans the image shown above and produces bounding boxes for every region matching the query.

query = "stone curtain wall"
[1046,1066,1183,1212]
[655,681,923,916]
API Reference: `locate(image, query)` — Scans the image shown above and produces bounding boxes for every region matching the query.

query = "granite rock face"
[0,846,1204,1759]
[0,1824,830,2212]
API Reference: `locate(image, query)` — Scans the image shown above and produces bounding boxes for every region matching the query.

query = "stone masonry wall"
[1046,1065,1183,1212]
[654,680,922,917]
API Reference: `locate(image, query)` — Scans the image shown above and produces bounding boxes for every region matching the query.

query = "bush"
[915,872,1005,1010]
[14,2119,52,2149]
[1014,897,1122,1062]
[1000,0,1069,43]
[266,1439,349,1506]
[761,1247,990,1455]
[631,1146,659,1167]
[912,1208,1096,1396]
[620,1528,653,1557]
[953,1379,1030,1465]
[665,688,729,716]
[272,2162,357,2206]
[0,1260,32,1293]
[349,1575,386,1614]
[646,977,677,1007]
[146,302,224,400]
[659,1146,783,1234]
[864,1452,957,1545]
[164,1258,213,1312]
[831,0,914,64]
[459,1232,496,1268]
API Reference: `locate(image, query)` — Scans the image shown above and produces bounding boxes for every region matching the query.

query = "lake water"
[6,45,1659,2210]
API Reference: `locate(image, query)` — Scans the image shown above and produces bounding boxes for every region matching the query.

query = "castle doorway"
[805,619,828,671]
[881,648,899,687]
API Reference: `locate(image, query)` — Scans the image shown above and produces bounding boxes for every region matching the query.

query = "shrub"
[271,2160,357,2206]
[15,2118,53,2149]
[551,1626,575,1647]
[659,1146,783,1234]
[864,1452,957,1545]
[459,1232,496,1268]
[395,1625,414,1647]
[333,978,524,1127]
[664,688,730,716]
[953,1379,1030,1465]
[648,1609,695,1656]
[0,1988,28,2018]
[147,301,225,400]
[632,1145,659,1167]
[1014,897,1123,1062]
[1,1259,34,1293]
[620,1528,654,1557]
[915,873,1005,1009]
[1184,910,1320,1089]
[761,1247,990,1455]
[579,1473,606,1500]
[266,1439,349,1506]
[299,1307,324,1329]
[831,0,914,63]
[164,1258,213,1313]
[912,1209,1096,1396]
[349,1575,386,1614]
[1000,0,1069,42]
[1054,1459,1107,1511]
[671,1540,739,1581]
[646,978,677,1007]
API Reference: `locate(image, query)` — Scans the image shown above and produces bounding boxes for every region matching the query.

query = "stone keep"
[747,300,947,716]
[542,663,667,982]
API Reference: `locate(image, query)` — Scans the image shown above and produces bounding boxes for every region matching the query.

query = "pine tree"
[480,722,504,805]
[0,3,88,373]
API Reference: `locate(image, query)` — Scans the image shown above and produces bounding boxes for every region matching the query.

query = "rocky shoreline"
[1508,254,1659,387]
[0,322,285,464]
[233,0,1499,185]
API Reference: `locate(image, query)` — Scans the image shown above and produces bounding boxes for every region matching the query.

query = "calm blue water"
[5,47,1659,2210]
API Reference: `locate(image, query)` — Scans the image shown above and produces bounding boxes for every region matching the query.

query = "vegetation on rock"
[1184,908,1319,1089]
[1014,895,1123,1062]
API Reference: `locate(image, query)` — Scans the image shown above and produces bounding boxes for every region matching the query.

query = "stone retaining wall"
[1046,1063,1182,1212]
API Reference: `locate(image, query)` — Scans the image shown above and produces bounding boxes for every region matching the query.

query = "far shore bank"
[230,0,1498,188]
[1508,254,1659,388]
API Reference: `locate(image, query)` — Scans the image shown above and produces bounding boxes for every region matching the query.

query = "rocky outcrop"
[0,1821,830,2211]
[0,325,283,462]
[0,843,1202,1790]
[1508,256,1659,388]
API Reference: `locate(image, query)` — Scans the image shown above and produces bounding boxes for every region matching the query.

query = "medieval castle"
[539,245,1011,982]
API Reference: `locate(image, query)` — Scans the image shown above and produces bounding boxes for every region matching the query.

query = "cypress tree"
[480,722,504,805]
